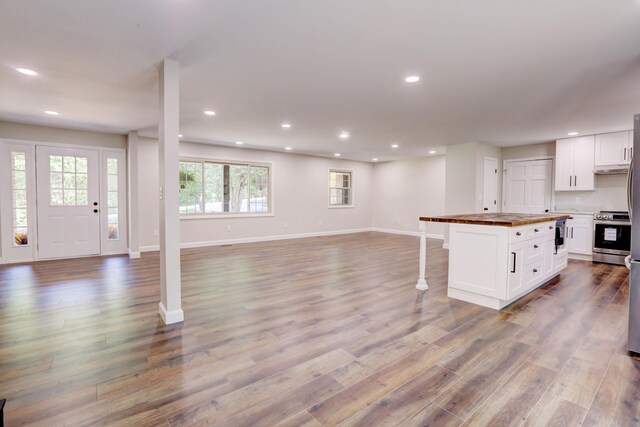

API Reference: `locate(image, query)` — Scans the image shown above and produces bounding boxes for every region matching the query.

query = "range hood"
[594,165,629,175]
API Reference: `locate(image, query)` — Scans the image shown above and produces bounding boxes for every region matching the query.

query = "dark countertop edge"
[419,214,571,227]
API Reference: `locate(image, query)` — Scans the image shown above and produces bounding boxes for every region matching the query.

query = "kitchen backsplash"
[554,174,627,212]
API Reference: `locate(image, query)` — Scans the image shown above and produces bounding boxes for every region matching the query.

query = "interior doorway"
[483,157,499,212]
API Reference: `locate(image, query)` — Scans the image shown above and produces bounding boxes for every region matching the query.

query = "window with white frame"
[178,159,271,215]
[329,170,352,206]
[106,158,119,240]
[11,152,29,246]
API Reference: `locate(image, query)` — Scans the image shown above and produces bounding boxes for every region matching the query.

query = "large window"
[179,159,271,216]
[329,170,353,207]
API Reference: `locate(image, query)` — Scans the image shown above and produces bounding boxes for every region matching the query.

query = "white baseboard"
[158,302,184,324]
[128,250,141,259]
[371,227,444,240]
[140,228,373,252]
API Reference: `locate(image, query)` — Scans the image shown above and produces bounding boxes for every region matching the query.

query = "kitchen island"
[417,213,571,309]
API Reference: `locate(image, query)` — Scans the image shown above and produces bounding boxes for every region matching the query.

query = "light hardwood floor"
[0,232,638,426]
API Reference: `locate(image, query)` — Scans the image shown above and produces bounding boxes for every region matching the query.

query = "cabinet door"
[507,246,525,299]
[544,238,554,276]
[595,131,630,166]
[567,217,593,255]
[555,138,574,191]
[573,136,595,191]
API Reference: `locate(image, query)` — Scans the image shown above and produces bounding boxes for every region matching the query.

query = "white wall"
[0,120,126,149]
[137,138,374,249]
[371,156,446,238]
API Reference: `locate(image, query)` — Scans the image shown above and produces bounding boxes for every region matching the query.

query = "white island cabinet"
[417,213,570,310]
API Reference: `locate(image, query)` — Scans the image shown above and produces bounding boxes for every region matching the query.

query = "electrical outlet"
[318,220,323,226]
[576,197,582,205]
[390,218,395,223]
[153,229,159,236]
[226,225,232,232]
[283,222,288,228]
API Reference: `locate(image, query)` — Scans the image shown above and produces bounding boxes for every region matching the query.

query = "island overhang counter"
[417,213,571,309]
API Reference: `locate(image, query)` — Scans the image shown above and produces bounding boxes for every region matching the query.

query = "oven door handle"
[593,220,631,226]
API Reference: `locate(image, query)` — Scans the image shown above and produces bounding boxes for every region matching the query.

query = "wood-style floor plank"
[0,231,636,426]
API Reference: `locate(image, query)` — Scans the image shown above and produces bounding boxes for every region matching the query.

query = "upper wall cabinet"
[555,136,595,191]
[594,131,632,166]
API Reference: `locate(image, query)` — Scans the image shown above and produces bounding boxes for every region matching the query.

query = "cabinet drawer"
[509,224,546,243]
[523,238,545,264]
[523,262,544,288]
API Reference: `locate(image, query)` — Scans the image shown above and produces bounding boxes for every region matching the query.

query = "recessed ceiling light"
[178,134,183,138]
[567,132,579,136]
[391,144,399,148]
[334,153,341,157]
[339,131,350,139]
[16,67,38,76]
[44,110,59,116]
[429,150,436,154]
[235,141,244,145]
[204,110,216,116]
[281,123,292,129]
[284,147,293,150]
[404,75,420,83]
[372,158,378,162]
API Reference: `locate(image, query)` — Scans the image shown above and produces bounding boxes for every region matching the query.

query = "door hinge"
[494,200,497,205]
[495,169,498,173]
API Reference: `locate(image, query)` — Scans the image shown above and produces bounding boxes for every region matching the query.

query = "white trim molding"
[158,301,184,324]
[139,227,443,253]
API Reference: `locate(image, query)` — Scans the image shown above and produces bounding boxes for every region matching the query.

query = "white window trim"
[328,168,354,209]
[178,156,275,219]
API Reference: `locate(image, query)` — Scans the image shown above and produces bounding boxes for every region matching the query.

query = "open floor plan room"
[1,233,637,426]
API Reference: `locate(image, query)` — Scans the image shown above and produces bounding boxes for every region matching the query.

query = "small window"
[106,158,119,240]
[329,170,353,207]
[49,155,89,206]
[11,152,28,246]
[179,159,271,216]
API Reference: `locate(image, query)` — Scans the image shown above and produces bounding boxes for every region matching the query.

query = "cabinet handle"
[534,244,539,249]
[569,176,572,187]
[625,147,627,160]
[533,268,538,273]
[549,226,553,230]
[511,252,517,273]
[516,232,522,236]
[575,175,577,187]
[534,228,539,233]
[571,227,574,238]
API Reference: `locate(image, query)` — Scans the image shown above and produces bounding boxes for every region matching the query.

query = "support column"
[416,221,429,290]
[158,59,184,324]
[127,131,140,259]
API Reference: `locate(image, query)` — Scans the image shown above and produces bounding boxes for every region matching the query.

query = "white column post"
[416,221,429,290]
[127,131,140,259]
[158,59,184,324]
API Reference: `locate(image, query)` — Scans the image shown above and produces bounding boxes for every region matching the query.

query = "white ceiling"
[1,0,640,161]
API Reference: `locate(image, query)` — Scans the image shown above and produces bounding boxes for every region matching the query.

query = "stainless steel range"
[592,210,631,265]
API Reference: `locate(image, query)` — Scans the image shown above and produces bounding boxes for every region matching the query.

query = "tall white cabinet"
[555,136,595,191]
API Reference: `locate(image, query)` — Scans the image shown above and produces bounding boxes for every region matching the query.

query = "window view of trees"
[179,160,270,215]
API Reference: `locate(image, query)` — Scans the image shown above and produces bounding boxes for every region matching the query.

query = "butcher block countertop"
[420,213,571,227]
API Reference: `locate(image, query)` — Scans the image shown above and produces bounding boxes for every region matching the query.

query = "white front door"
[483,157,499,212]
[504,159,553,214]
[36,146,101,259]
